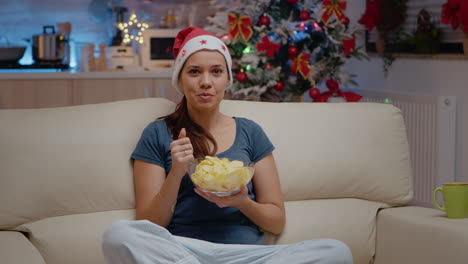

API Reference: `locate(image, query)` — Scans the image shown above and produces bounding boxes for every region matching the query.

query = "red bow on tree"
[342,34,356,56]
[228,13,254,41]
[256,36,280,57]
[290,53,312,79]
[320,0,348,25]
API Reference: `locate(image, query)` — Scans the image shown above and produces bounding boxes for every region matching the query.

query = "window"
[365,0,465,54]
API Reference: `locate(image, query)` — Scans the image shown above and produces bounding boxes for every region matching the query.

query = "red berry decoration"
[309,87,320,98]
[343,17,350,26]
[326,79,340,93]
[274,81,284,92]
[287,0,299,4]
[288,45,299,56]
[236,71,248,83]
[259,15,270,26]
[299,11,310,21]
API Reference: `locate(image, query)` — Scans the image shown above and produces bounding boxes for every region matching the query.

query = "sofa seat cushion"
[14,210,135,264]
[374,206,468,264]
[264,198,388,264]
[0,231,45,264]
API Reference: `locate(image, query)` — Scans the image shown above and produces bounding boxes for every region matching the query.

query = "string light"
[242,46,252,54]
[118,13,150,44]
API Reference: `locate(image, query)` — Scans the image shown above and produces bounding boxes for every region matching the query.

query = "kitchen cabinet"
[72,79,153,106]
[0,80,72,109]
[0,72,182,109]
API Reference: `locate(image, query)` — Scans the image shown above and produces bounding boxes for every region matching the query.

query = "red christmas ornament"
[287,0,299,4]
[288,45,299,56]
[274,81,285,92]
[236,71,248,83]
[343,17,350,26]
[309,87,321,98]
[259,15,270,26]
[299,10,311,21]
[326,79,340,93]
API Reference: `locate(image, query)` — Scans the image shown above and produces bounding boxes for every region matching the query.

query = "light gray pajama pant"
[102,220,353,264]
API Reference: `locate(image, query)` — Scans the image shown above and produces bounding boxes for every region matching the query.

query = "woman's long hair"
[160,96,217,158]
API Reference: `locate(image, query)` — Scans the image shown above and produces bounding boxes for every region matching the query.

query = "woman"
[102,26,353,264]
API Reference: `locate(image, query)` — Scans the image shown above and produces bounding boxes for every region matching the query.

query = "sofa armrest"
[0,231,45,264]
[373,206,468,264]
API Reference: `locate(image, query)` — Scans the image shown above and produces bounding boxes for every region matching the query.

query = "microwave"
[140,28,180,71]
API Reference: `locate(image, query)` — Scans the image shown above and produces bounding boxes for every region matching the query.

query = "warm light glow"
[313,22,321,30]
[299,22,305,31]
[118,14,148,45]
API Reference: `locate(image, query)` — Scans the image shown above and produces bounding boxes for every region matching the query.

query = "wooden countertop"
[0,68,173,80]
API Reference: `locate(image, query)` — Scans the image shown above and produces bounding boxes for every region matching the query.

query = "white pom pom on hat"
[171,26,233,95]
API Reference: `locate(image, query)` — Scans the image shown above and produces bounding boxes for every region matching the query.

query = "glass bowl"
[188,157,255,196]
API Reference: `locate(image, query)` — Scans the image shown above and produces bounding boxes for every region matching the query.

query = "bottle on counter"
[88,43,96,72]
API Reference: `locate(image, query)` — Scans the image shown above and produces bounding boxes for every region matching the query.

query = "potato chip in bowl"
[188,156,255,196]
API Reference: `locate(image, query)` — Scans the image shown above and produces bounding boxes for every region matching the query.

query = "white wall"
[346,2,468,182]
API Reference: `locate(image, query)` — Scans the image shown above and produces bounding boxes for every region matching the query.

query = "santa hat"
[172,26,233,94]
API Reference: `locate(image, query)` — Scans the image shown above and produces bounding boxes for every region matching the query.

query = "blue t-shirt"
[131,117,275,245]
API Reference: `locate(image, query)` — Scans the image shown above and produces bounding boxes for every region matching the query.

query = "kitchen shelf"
[0,69,173,80]
[368,52,468,61]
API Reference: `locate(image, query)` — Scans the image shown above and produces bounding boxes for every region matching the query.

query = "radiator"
[356,89,457,208]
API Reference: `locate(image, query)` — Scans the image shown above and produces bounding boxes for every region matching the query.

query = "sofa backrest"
[0,98,413,229]
[0,98,175,229]
[219,100,413,204]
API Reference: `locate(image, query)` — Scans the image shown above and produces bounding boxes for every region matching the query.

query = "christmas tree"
[205,0,367,102]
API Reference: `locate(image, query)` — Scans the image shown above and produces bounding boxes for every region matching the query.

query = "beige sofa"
[1,98,467,264]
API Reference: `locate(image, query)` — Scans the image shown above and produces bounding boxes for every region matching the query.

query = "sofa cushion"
[0,231,45,264]
[220,100,413,205]
[15,199,382,264]
[15,210,135,264]
[264,198,388,264]
[374,206,468,264]
[0,98,175,229]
